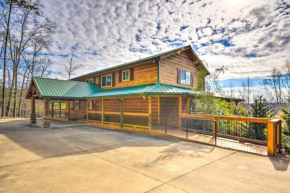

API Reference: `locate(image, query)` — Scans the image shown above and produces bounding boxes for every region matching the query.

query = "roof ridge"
[33,77,96,85]
[71,45,193,80]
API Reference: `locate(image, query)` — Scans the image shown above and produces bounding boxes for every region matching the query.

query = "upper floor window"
[122,70,129,81]
[101,74,112,87]
[86,78,94,83]
[181,70,191,85]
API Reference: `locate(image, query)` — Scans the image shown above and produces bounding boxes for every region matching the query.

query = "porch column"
[179,96,182,129]
[148,96,152,131]
[30,97,36,124]
[43,98,50,128]
[120,98,123,128]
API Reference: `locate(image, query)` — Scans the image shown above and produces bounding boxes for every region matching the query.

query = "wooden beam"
[30,97,36,124]
[267,121,276,156]
[148,96,152,131]
[179,96,182,129]
[43,98,50,128]
[67,100,70,121]
[101,99,104,124]
[157,96,160,124]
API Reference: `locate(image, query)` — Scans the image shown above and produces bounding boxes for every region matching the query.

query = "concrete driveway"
[0,118,289,193]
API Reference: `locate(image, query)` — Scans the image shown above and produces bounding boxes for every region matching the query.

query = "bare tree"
[283,60,290,98]
[4,0,56,116]
[263,67,284,107]
[36,56,52,77]
[239,77,253,107]
[59,52,84,79]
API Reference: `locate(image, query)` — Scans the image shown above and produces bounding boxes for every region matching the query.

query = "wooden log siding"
[77,61,158,89]
[69,100,86,121]
[160,50,200,89]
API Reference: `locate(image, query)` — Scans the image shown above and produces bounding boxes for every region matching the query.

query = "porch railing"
[150,114,282,156]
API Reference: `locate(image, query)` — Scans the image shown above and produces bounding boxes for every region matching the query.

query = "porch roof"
[27,77,243,102]
[27,77,101,99]
[86,83,202,98]
[86,83,244,101]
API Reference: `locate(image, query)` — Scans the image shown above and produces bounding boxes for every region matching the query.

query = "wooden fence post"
[267,121,276,156]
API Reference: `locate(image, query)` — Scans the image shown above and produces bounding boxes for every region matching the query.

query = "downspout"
[116,97,123,128]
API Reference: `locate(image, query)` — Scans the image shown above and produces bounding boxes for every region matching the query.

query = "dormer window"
[122,70,130,81]
[101,74,112,87]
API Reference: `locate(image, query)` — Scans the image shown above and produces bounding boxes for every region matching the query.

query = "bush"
[282,135,290,153]
[282,108,290,136]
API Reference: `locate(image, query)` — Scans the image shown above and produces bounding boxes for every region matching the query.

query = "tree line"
[0,0,84,118]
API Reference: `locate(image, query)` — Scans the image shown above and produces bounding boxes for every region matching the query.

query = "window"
[122,70,129,81]
[86,78,94,83]
[53,102,59,109]
[181,70,191,85]
[61,102,66,109]
[74,101,79,109]
[101,74,112,87]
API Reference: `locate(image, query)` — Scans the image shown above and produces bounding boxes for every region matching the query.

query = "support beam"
[148,96,152,131]
[101,99,104,124]
[179,96,182,129]
[119,98,123,128]
[30,97,36,124]
[267,121,276,156]
[67,100,70,121]
[43,98,50,128]
[157,96,160,124]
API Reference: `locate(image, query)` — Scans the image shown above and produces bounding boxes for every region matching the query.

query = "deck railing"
[150,114,282,156]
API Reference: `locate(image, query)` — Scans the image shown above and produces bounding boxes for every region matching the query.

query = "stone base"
[30,113,36,124]
[43,116,50,128]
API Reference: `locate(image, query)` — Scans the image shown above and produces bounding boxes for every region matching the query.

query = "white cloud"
[39,0,290,81]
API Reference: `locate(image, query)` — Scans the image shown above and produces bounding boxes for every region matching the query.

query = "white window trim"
[122,70,130,82]
[180,70,191,85]
[101,74,112,87]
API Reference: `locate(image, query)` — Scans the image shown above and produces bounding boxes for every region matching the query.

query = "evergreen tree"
[249,96,275,140]
[250,96,275,118]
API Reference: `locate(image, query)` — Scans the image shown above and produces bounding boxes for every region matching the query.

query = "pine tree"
[249,96,275,140]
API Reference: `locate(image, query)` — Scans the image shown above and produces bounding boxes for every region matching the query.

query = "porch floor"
[152,126,267,155]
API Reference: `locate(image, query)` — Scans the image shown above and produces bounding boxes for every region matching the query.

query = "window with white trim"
[181,70,191,85]
[101,74,112,87]
[122,70,129,81]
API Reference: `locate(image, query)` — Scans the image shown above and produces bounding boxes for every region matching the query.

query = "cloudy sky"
[41,0,290,90]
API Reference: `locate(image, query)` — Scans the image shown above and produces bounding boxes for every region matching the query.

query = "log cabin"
[26,45,243,130]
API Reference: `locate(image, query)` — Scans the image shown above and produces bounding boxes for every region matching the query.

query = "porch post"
[157,96,160,124]
[101,99,104,124]
[67,100,70,121]
[30,97,36,124]
[120,98,123,128]
[148,96,152,131]
[43,98,50,128]
[179,96,182,129]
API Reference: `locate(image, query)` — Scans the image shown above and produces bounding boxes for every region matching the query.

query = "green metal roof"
[71,45,210,80]
[86,83,243,101]
[31,77,101,99]
[27,77,243,101]
[87,83,202,98]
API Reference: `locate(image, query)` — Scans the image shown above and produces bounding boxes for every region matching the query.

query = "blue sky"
[40,0,290,94]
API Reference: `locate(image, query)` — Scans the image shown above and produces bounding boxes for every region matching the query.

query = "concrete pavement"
[0,118,289,193]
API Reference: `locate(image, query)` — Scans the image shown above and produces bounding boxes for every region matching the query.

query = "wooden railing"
[180,113,282,156]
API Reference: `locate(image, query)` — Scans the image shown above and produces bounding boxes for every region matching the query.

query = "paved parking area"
[0,118,289,193]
